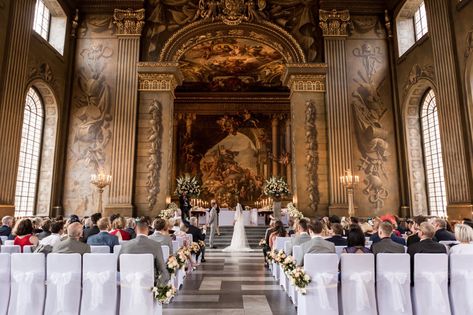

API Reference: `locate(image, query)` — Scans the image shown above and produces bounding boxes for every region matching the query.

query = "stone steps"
[205,226,267,249]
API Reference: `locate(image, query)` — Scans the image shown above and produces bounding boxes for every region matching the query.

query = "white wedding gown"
[223,203,252,252]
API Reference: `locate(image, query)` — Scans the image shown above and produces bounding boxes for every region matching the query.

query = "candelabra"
[90,174,112,213]
[340,169,359,218]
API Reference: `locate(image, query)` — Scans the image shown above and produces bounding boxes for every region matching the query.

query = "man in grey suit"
[298,220,335,266]
[287,218,311,255]
[371,221,405,255]
[149,218,173,253]
[52,222,91,255]
[119,217,170,286]
[87,218,119,252]
[208,200,219,249]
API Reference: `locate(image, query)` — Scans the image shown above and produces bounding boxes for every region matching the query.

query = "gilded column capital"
[113,8,145,36]
[282,63,327,93]
[137,62,184,93]
[319,9,350,37]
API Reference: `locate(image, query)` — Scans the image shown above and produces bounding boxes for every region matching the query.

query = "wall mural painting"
[351,43,390,212]
[144,0,321,62]
[176,111,277,206]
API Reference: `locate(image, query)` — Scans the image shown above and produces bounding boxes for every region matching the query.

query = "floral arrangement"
[175,175,201,197]
[281,255,296,274]
[190,242,201,254]
[176,248,190,269]
[166,256,180,275]
[244,205,251,211]
[152,284,177,304]
[287,202,305,220]
[159,202,180,219]
[258,239,267,247]
[266,250,275,263]
[274,249,287,264]
[288,267,311,295]
[263,177,289,198]
[198,240,206,249]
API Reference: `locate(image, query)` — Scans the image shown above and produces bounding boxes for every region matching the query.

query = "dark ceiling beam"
[77,0,144,14]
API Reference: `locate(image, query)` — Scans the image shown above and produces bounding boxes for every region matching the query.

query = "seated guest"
[299,221,335,265]
[187,217,206,262]
[449,224,473,254]
[110,216,131,241]
[31,217,43,234]
[343,225,370,254]
[287,218,311,255]
[125,217,136,239]
[0,216,13,237]
[174,223,188,238]
[37,219,52,240]
[53,222,91,255]
[13,218,39,252]
[287,218,296,236]
[40,221,64,246]
[119,217,170,286]
[432,218,456,241]
[370,222,406,246]
[150,218,173,253]
[83,212,101,242]
[359,219,373,236]
[326,223,348,246]
[407,215,429,246]
[269,220,287,249]
[371,221,405,255]
[87,218,119,252]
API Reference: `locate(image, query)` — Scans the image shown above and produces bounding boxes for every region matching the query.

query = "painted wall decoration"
[305,100,319,212]
[147,100,163,211]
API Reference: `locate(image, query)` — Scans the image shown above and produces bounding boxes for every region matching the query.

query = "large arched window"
[15,88,44,216]
[420,89,447,216]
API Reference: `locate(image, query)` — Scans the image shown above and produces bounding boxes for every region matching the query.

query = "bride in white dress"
[223,203,252,252]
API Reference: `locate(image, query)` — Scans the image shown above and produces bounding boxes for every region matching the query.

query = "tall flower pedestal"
[272,199,282,221]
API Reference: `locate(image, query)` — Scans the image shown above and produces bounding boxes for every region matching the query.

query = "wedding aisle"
[163,248,297,315]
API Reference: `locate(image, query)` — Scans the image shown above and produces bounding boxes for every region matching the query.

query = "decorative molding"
[138,73,179,92]
[71,9,79,37]
[28,62,59,94]
[305,100,319,212]
[147,99,163,211]
[402,64,435,99]
[113,8,145,36]
[286,75,326,93]
[198,0,267,25]
[465,27,473,60]
[319,9,350,37]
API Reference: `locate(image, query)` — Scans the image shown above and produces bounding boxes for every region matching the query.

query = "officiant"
[208,199,220,248]
[179,192,191,227]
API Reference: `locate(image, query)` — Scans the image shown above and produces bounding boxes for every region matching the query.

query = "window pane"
[33,0,50,41]
[414,2,428,40]
[420,89,447,217]
[14,88,44,217]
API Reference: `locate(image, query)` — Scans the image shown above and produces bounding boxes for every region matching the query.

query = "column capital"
[137,62,184,92]
[113,8,145,36]
[319,9,350,37]
[282,63,327,93]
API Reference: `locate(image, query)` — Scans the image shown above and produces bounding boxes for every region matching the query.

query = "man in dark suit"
[326,223,348,246]
[119,217,170,286]
[432,218,456,241]
[187,217,206,262]
[371,221,405,255]
[287,218,311,255]
[179,192,191,226]
[0,216,13,237]
[370,229,406,246]
[87,218,119,252]
[83,212,101,242]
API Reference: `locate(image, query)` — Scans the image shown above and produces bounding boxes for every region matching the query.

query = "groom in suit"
[209,200,219,249]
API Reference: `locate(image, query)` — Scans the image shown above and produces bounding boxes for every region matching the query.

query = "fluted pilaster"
[0,0,36,215]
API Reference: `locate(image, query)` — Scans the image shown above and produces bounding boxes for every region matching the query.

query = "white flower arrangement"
[263,177,289,198]
[159,202,180,219]
[175,175,201,197]
[287,202,305,220]
[281,255,297,274]
[152,284,177,304]
[166,256,180,275]
[288,267,311,295]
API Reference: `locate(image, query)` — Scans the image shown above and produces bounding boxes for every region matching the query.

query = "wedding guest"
[269,220,287,249]
[87,218,119,252]
[40,221,64,246]
[370,219,406,246]
[299,221,335,266]
[407,215,429,246]
[31,217,43,234]
[150,218,173,253]
[286,218,296,236]
[449,224,473,254]
[329,215,341,224]
[359,219,373,236]
[13,218,39,252]
[287,218,311,255]
[53,222,91,255]
[110,216,131,241]
[326,223,348,246]
[37,219,51,240]
[187,217,206,262]
[125,217,137,239]
[83,212,101,242]
[174,223,188,238]
[343,225,370,254]
[371,221,405,255]
[0,216,13,237]
[432,218,456,241]
[119,217,170,286]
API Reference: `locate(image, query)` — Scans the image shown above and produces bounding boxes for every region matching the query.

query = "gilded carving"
[319,9,350,37]
[147,100,163,211]
[305,100,319,212]
[113,8,145,35]
[138,73,179,92]
[286,74,325,92]
[351,44,390,211]
[197,0,267,25]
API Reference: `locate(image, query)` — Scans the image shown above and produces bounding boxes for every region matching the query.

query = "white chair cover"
[273,237,291,280]
[119,240,129,245]
[8,253,45,315]
[81,253,118,315]
[161,245,170,263]
[113,245,122,255]
[376,253,412,315]
[172,241,179,254]
[1,245,20,254]
[119,254,159,315]
[449,254,473,315]
[186,233,193,244]
[289,245,302,305]
[413,254,451,315]
[44,253,82,315]
[4,241,13,246]
[341,253,377,315]
[298,254,339,315]
[22,245,33,253]
[0,253,10,315]
[0,236,7,244]
[91,246,111,253]
[176,236,185,248]
[335,246,344,257]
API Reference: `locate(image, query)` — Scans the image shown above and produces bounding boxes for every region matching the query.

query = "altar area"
[191,208,289,227]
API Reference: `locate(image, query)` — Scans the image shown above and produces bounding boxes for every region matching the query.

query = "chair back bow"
[383,272,408,312]
[453,270,473,312]
[124,272,147,308]
[12,271,35,315]
[421,271,447,311]
[348,271,373,311]
[85,271,111,310]
[312,272,337,310]
[49,272,73,312]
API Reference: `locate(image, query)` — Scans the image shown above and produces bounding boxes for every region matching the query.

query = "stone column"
[104,9,145,217]
[171,115,179,194]
[285,118,292,189]
[137,62,183,216]
[0,0,36,216]
[319,9,353,216]
[425,0,473,217]
[282,64,328,216]
[271,115,279,176]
